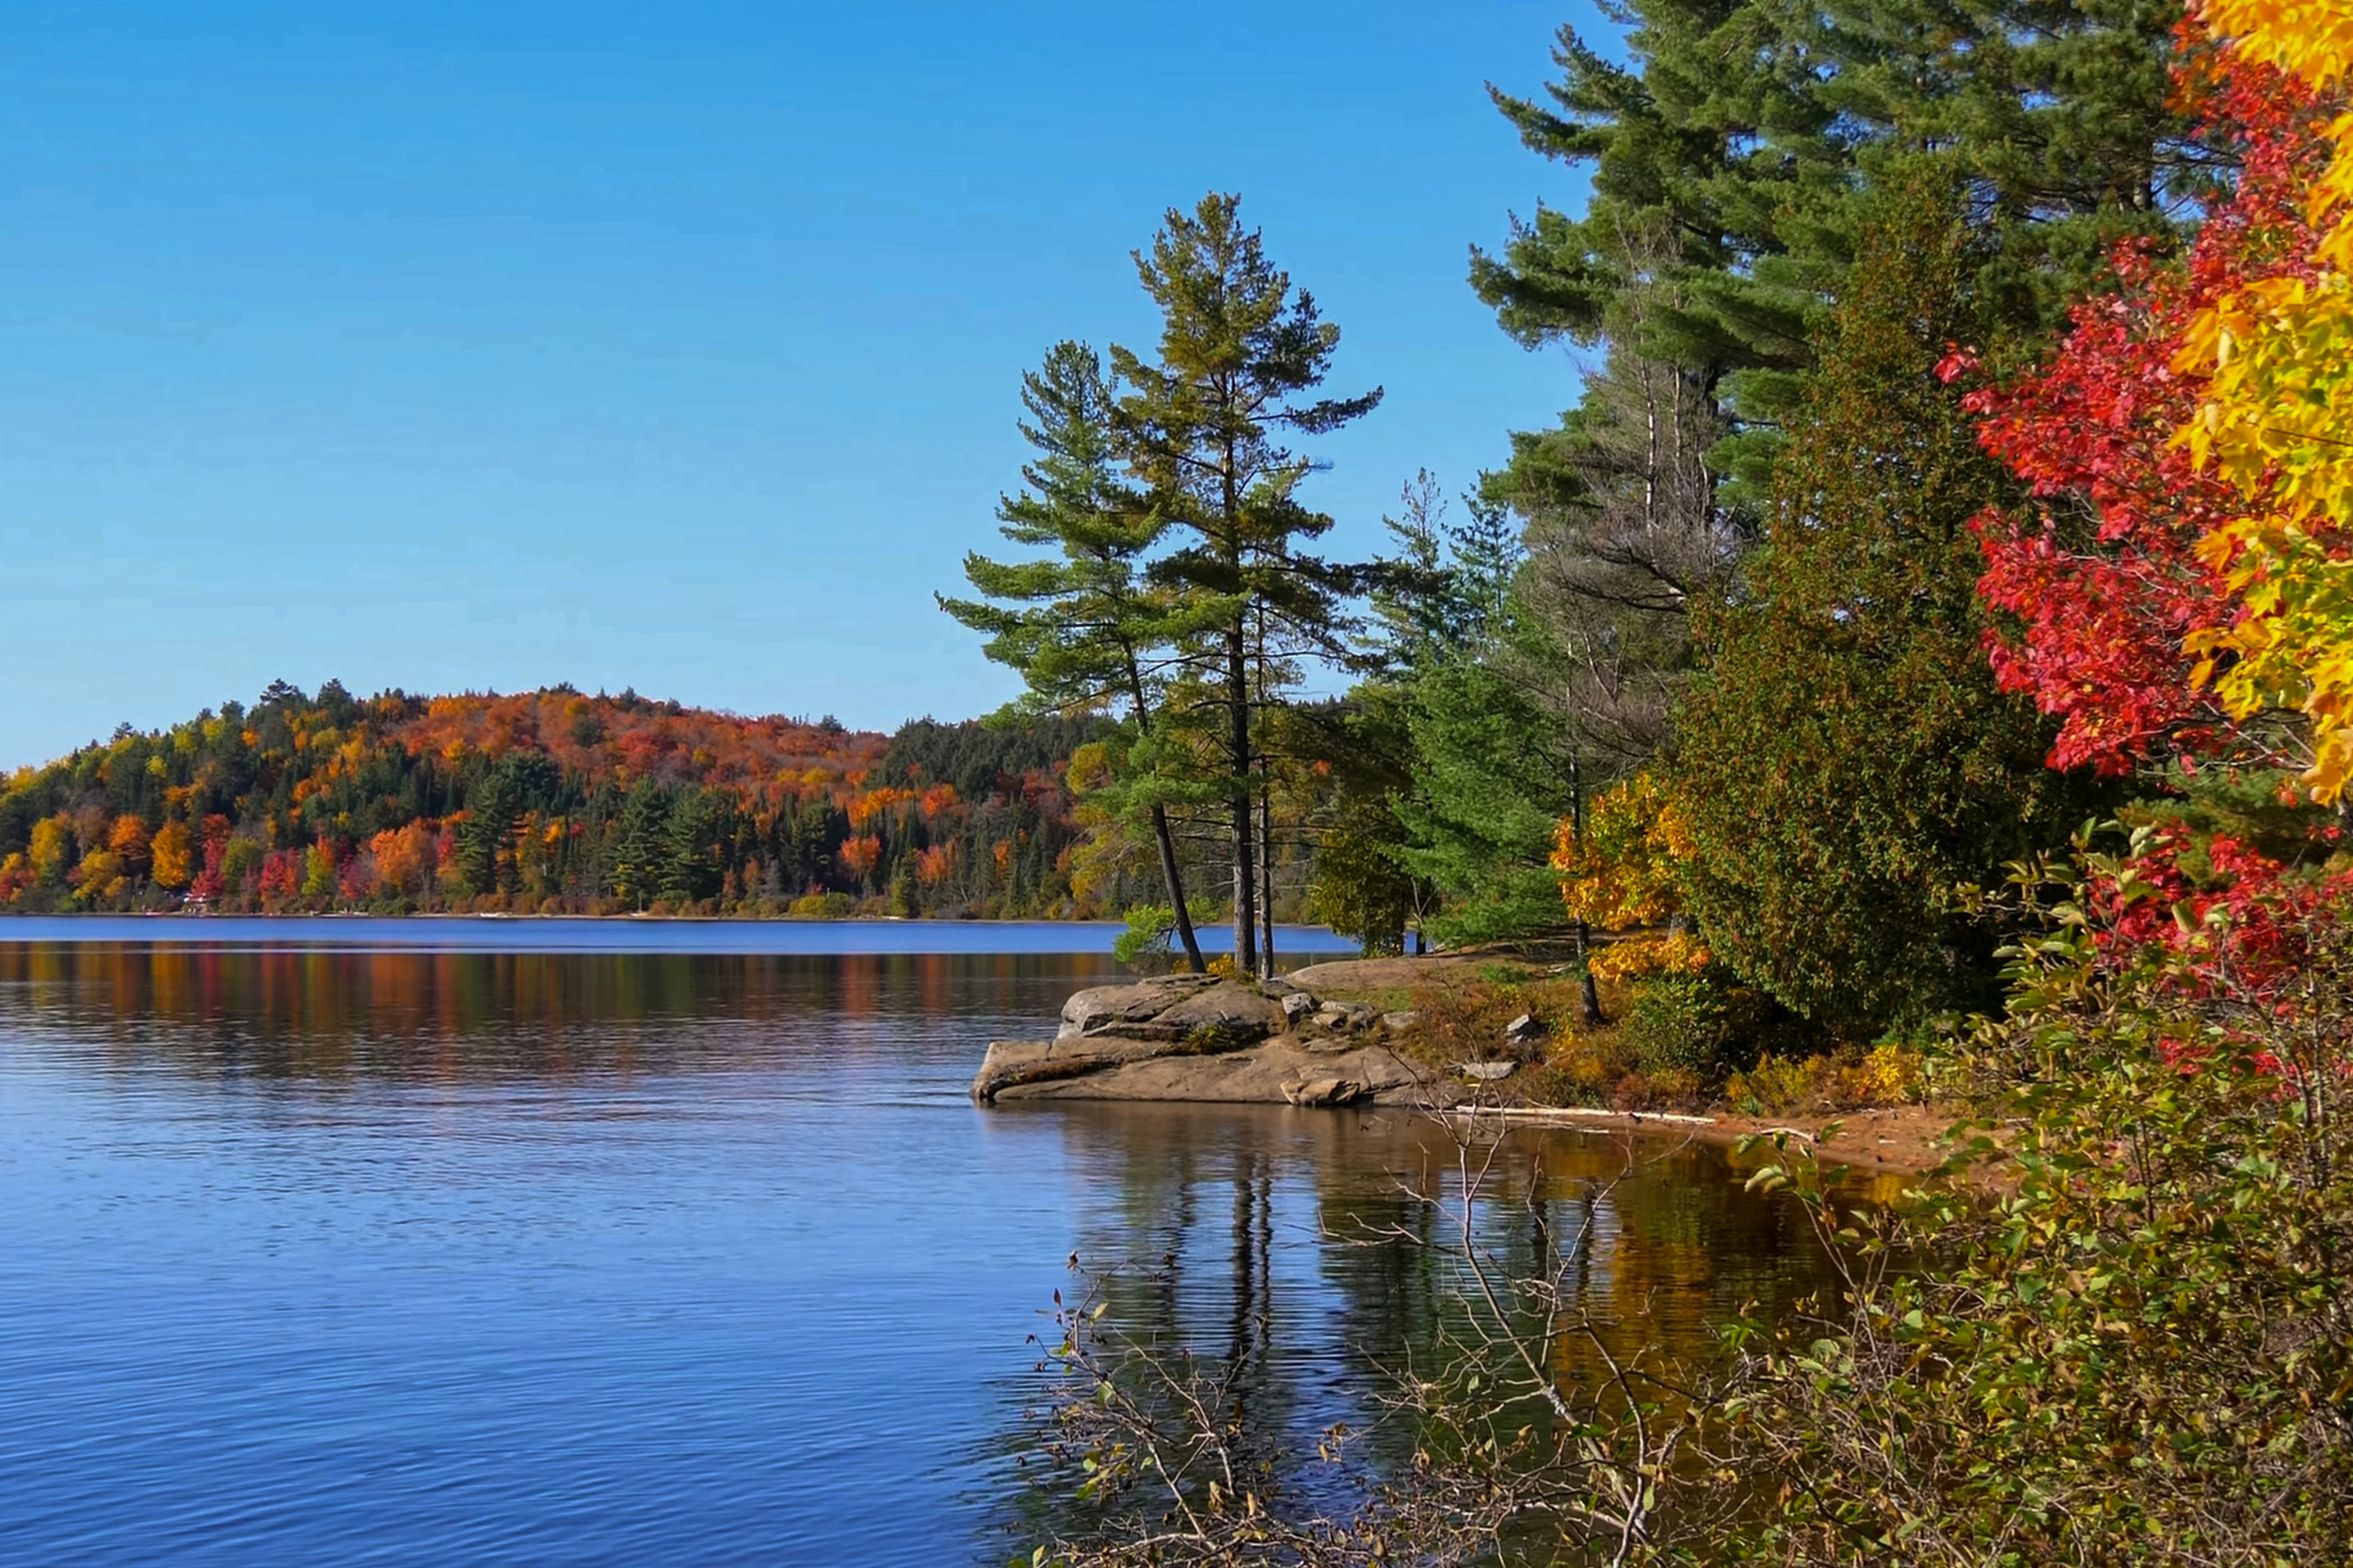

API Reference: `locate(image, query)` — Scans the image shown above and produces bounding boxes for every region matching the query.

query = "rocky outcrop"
[972,973,1447,1107]
[1055,976,1285,1048]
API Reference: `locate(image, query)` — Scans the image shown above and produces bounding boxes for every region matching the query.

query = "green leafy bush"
[1619,968,1771,1081]
[786,890,854,920]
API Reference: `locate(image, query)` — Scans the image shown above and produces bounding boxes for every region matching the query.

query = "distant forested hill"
[0,681,1116,917]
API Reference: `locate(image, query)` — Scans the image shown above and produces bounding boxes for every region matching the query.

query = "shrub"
[787,890,854,920]
[1727,1041,1930,1114]
[1618,968,1772,1082]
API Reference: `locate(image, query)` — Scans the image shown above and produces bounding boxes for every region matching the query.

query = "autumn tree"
[2174,0,2353,801]
[1959,34,2329,789]
[149,821,193,891]
[1112,193,1382,976]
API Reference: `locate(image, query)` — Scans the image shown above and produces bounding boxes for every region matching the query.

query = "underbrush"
[1726,1041,1929,1114]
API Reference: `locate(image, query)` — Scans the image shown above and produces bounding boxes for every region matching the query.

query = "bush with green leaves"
[1618,968,1772,1082]
[1702,857,2353,1566]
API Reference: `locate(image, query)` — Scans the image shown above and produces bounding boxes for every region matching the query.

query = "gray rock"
[1151,984,1286,1048]
[1382,1010,1418,1033]
[1315,1000,1381,1033]
[1056,975,1266,1044]
[1503,1013,1543,1044]
[1282,1077,1371,1107]
[1457,1060,1518,1081]
[1279,991,1319,1024]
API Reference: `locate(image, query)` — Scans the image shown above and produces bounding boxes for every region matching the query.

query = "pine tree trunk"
[1151,802,1206,973]
[1257,776,1274,980]
[1228,622,1258,978]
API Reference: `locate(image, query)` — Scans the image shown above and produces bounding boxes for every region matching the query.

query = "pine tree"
[1112,193,1382,975]
[939,341,1210,970]
[611,781,670,912]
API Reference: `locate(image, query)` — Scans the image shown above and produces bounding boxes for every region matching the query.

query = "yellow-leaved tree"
[1550,771,1707,980]
[2179,0,2353,799]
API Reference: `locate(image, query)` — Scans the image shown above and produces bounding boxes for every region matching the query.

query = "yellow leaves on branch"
[2200,0,2353,89]
[1551,771,1708,979]
[2181,0,2353,800]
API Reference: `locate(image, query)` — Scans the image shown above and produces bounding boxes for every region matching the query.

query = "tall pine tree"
[940,341,1212,970]
[1112,193,1382,976]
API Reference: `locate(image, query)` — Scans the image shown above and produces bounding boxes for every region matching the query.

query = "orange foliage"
[370,822,439,895]
[107,814,153,872]
[393,691,883,795]
[915,842,960,887]
[848,787,915,830]
[840,834,882,879]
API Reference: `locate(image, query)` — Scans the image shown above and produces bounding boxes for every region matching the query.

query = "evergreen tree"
[455,769,514,897]
[1673,176,2095,1033]
[1112,193,1382,976]
[658,789,723,906]
[939,341,1211,970]
[1390,658,1575,948]
[1474,0,2192,489]
[611,781,671,911]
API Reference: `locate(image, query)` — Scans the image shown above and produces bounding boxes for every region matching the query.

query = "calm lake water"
[0,925,1849,1566]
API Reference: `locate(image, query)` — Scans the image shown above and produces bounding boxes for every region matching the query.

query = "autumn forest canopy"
[0,682,1123,920]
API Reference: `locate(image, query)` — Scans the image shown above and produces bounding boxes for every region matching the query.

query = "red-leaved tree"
[1949,31,2327,781]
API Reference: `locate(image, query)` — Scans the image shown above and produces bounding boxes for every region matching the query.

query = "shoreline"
[979,956,1984,1181]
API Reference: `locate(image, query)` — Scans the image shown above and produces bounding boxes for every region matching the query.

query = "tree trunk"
[1125,652,1205,974]
[1227,623,1258,977]
[1568,750,1606,1026]
[1257,776,1275,980]
[1151,802,1206,972]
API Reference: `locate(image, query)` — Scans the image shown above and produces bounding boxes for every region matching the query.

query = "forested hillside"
[0,681,1115,917]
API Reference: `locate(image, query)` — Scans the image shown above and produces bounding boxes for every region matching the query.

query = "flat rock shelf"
[971,971,1445,1108]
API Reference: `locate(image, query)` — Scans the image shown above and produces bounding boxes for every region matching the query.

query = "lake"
[0,925,1847,1565]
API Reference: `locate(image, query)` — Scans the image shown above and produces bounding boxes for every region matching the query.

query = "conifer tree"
[940,341,1211,970]
[1111,194,1382,976]
[1673,175,2092,1033]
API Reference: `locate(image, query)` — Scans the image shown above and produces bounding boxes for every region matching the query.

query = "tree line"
[0,682,1119,919]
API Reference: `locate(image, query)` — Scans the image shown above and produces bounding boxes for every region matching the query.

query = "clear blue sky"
[0,0,1602,770]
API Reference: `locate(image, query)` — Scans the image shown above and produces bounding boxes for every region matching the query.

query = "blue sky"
[0,1,1600,769]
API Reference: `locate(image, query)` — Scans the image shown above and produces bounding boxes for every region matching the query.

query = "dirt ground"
[1469,1101,1981,1177]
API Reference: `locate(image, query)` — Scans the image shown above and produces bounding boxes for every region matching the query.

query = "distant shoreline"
[0,909,1136,924]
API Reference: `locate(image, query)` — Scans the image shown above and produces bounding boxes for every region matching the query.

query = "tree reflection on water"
[992,1100,1895,1559]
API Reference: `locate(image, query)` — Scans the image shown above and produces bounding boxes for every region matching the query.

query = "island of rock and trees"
[8,1,2353,1555]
